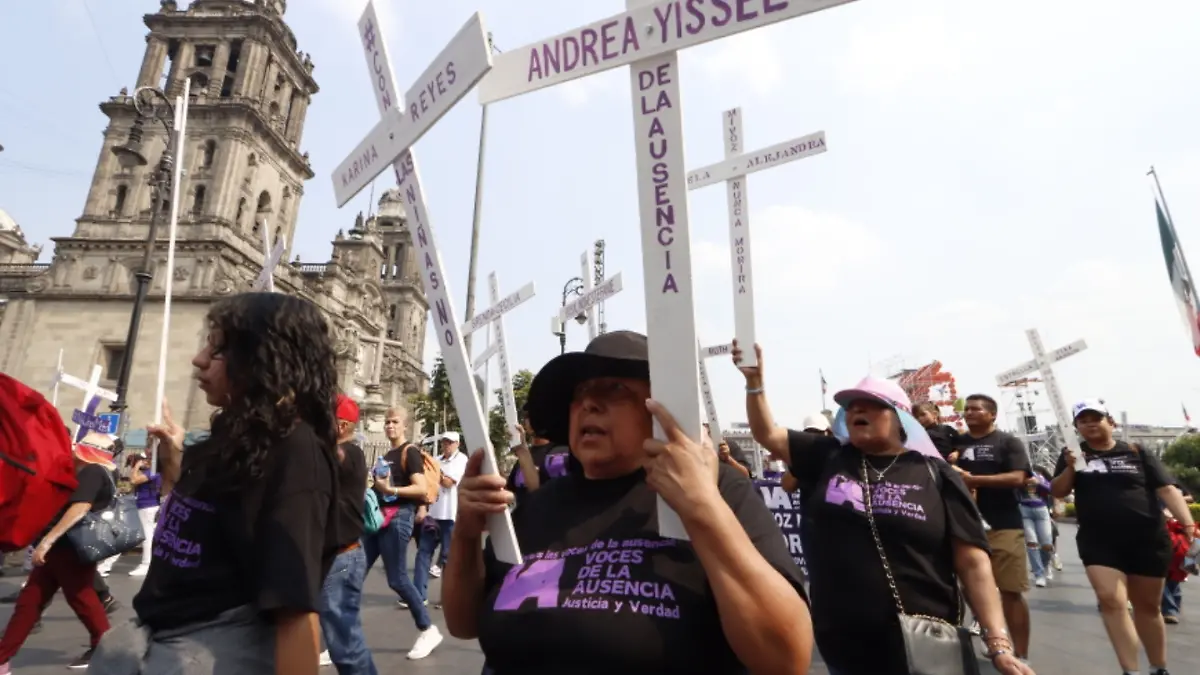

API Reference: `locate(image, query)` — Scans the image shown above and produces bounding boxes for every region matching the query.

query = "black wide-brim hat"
[526,331,650,446]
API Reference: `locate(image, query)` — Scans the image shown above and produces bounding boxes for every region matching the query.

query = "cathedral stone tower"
[0,0,428,442]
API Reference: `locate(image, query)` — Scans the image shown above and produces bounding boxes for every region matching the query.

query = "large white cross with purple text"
[477,0,858,539]
[996,329,1089,471]
[334,1,521,564]
[686,109,827,368]
[461,274,537,449]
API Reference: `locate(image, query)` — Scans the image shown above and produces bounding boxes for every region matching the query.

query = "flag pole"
[1150,166,1195,286]
[151,79,190,474]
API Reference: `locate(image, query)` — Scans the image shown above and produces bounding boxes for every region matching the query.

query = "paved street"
[2,523,1198,674]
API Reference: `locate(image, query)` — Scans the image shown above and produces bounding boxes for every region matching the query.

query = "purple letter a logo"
[493,558,565,611]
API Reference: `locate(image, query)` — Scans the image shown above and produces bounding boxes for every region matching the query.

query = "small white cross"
[686,109,827,368]
[472,338,500,373]
[995,329,1088,470]
[556,273,623,331]
[697,341,725,446]
[358,327,405,385]
[462,273,536,449]
[579,249,599,341]
[55,364,119,441]
[252,219,286,292]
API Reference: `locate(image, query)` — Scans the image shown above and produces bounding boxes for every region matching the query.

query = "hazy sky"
[3,0,1200,430]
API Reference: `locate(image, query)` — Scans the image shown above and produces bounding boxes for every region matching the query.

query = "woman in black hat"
[442,331,811,675]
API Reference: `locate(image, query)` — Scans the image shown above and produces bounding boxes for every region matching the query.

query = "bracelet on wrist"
[746,386,764,395]
[986,648,1011,661]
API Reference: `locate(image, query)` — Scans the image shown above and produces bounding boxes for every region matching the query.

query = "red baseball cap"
[335,395,360,423]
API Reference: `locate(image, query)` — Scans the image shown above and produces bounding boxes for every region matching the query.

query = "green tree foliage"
[1164,434,1200,494]
[408,357,460,439]
[488,369,535,474]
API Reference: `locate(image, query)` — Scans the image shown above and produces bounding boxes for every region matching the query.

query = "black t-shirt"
[505,442,570,505]
[955,430,1030,530]
[334,442,368,549]
[1054,441,1173,535]
[477,464,806,675]
[44,463,116,548]
[375,444,424,505]
[723,438,753,473]
[133,422,337,630]
[925,424,963,460]
[787,430,987,674]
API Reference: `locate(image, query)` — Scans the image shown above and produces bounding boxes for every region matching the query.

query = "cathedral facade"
[0,0,428,441]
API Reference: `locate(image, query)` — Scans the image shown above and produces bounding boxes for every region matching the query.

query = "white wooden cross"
[479,0,856,539]
[580,249,599,341]
[340,1,521,564]
[251,218,286,292]
[556,272,623,337]
[995,329,1088,470]
[686,109,827,367]
[56,364,119,442]
[472,336,500,373]
[359,326,405,385]
[697,341,726,446]
[461,273,536,449]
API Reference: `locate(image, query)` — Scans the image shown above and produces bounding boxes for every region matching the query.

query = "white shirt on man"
[428,449,468,521]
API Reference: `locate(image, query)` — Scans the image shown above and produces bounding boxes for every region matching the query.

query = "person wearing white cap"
[414,432,467,603]
[1051,398,1194,675]
[779,414,833,495]
[732,341,1030,675]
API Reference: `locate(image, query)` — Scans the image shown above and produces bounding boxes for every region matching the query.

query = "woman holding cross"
[444,331,812,675]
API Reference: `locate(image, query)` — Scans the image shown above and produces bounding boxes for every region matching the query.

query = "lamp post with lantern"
[107,86,179,441]
[552,277,589,355]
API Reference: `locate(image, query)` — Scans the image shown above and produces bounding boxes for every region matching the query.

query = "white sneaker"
[319,650,332,666]
[407,625,443,660]
[129,564,150,577]
[1045,567,1054,581]
[1052,555,1063,571]
[1035,576,1047,588]
[430,564,442,578]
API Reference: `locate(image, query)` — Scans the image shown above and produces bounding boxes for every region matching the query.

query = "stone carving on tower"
[0,1,429,442]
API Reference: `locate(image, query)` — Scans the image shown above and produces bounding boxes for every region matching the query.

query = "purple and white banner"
[755,472,806,576]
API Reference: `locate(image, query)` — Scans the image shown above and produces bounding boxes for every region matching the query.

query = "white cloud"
[693,205,889,296]
[312,0,401,40]
[837,13,973,98]
[690,31,785,96]
[555,69,625,108]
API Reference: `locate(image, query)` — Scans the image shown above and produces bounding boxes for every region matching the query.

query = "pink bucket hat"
[831,376,942,459]
[834,376,913,414]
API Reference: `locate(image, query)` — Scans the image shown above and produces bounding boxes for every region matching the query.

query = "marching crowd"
[0,291,1197,675]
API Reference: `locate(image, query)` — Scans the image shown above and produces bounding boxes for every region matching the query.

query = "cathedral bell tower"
[73,0,317,286]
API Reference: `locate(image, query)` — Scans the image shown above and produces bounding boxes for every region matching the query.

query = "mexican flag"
[1156,193,1200,356]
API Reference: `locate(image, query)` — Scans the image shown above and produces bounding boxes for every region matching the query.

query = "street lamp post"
[108,87,179,441]
[553,277,588,355]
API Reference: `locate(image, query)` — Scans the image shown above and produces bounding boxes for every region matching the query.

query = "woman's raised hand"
[643,399,720,515]
[456,449,514,539]
[146,398,185,455]
[731,340,764,385]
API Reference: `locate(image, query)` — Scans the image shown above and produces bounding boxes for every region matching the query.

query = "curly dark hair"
[184,293,339,492]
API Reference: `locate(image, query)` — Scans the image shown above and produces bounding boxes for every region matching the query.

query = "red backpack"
[0,373,78,552]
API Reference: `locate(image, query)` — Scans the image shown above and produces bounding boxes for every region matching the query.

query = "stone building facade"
[0,0,428,441]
